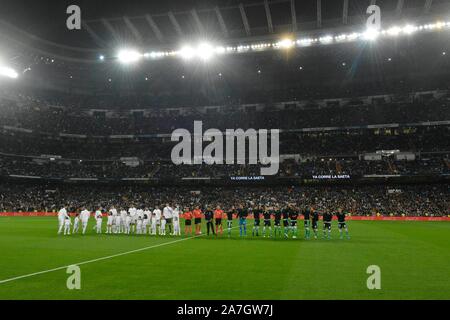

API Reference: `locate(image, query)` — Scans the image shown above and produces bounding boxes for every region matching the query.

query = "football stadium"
[0,0,449,302]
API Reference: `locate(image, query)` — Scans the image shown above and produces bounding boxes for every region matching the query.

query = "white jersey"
[110,208,118,225]
[172,207,181,235]
[173,207,180,222]
[163,206,173,219]
[96,215,102,229]
[153,209,162,221]
[144,210,151,221]
[129,207,137,222]
[80,210,90,222]
[58,208,68,220]
[120,210,127,221]
[107,213,114,225]
[137,209,144,220]
[95,210,103,220]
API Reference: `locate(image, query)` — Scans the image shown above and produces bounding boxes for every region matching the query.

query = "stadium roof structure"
[0,0,449,62]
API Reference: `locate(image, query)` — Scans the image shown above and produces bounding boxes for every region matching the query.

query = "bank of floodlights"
[112,20,450,64]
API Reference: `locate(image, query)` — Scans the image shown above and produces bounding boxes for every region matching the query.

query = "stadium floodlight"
[104,19,448,64]
[145,51,165,59]
[0,65,18,79]
[276,39,294,49]
[297,38,314,46]
[363,28,379,41]
[387,26,402,36]
[435,21,446,29]
[334,34,347,42]
[346,33,360,41]
[251,43,271,51]
[319,35,333,44]
[214,46,226,54]
[197,43,214,61]
[178,46,196,60]
[237,45,250,52]
[117,49,142,64]
[402,25,417,34]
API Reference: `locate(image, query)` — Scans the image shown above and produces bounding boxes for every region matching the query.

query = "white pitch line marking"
[0,229,233,285]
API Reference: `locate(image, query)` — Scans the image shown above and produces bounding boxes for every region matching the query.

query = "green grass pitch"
[0,217,449,300]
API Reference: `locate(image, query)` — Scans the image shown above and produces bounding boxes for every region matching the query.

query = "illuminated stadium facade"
[0,0,449,187]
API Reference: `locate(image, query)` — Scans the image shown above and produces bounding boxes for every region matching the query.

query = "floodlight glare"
[100,19,447,64]
[363,28,379,41]
[335,34,347,42]
[297,38,313,46]
[402,25,417,34]
[387,26,402,36]
[117,49,142,64]
[277,39,294,49]
[346,33,360,41]
[435,21,445,29]
[197,43,214,61]
[145,51,164,59]
[0,66,18,79]
[319,35,333,44]
[215,46,226,54]
[179,46,196,60]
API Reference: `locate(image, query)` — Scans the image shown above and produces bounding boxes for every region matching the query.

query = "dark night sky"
[0,1,231,38]
[0,0,445,48]
[0,0,362,42]
[0,0,257,28]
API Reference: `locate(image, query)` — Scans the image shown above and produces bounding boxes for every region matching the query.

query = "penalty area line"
[0,229,233,285]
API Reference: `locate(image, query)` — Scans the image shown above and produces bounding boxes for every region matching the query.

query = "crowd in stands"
[0,183,447,217]
[0,124,448,160]
[0,89,447,216]
[0,34,448,220]
[0,155,448,179]
[1,89,449,136]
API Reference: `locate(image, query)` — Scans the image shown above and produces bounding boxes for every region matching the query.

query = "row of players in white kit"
[57,205,182,236]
